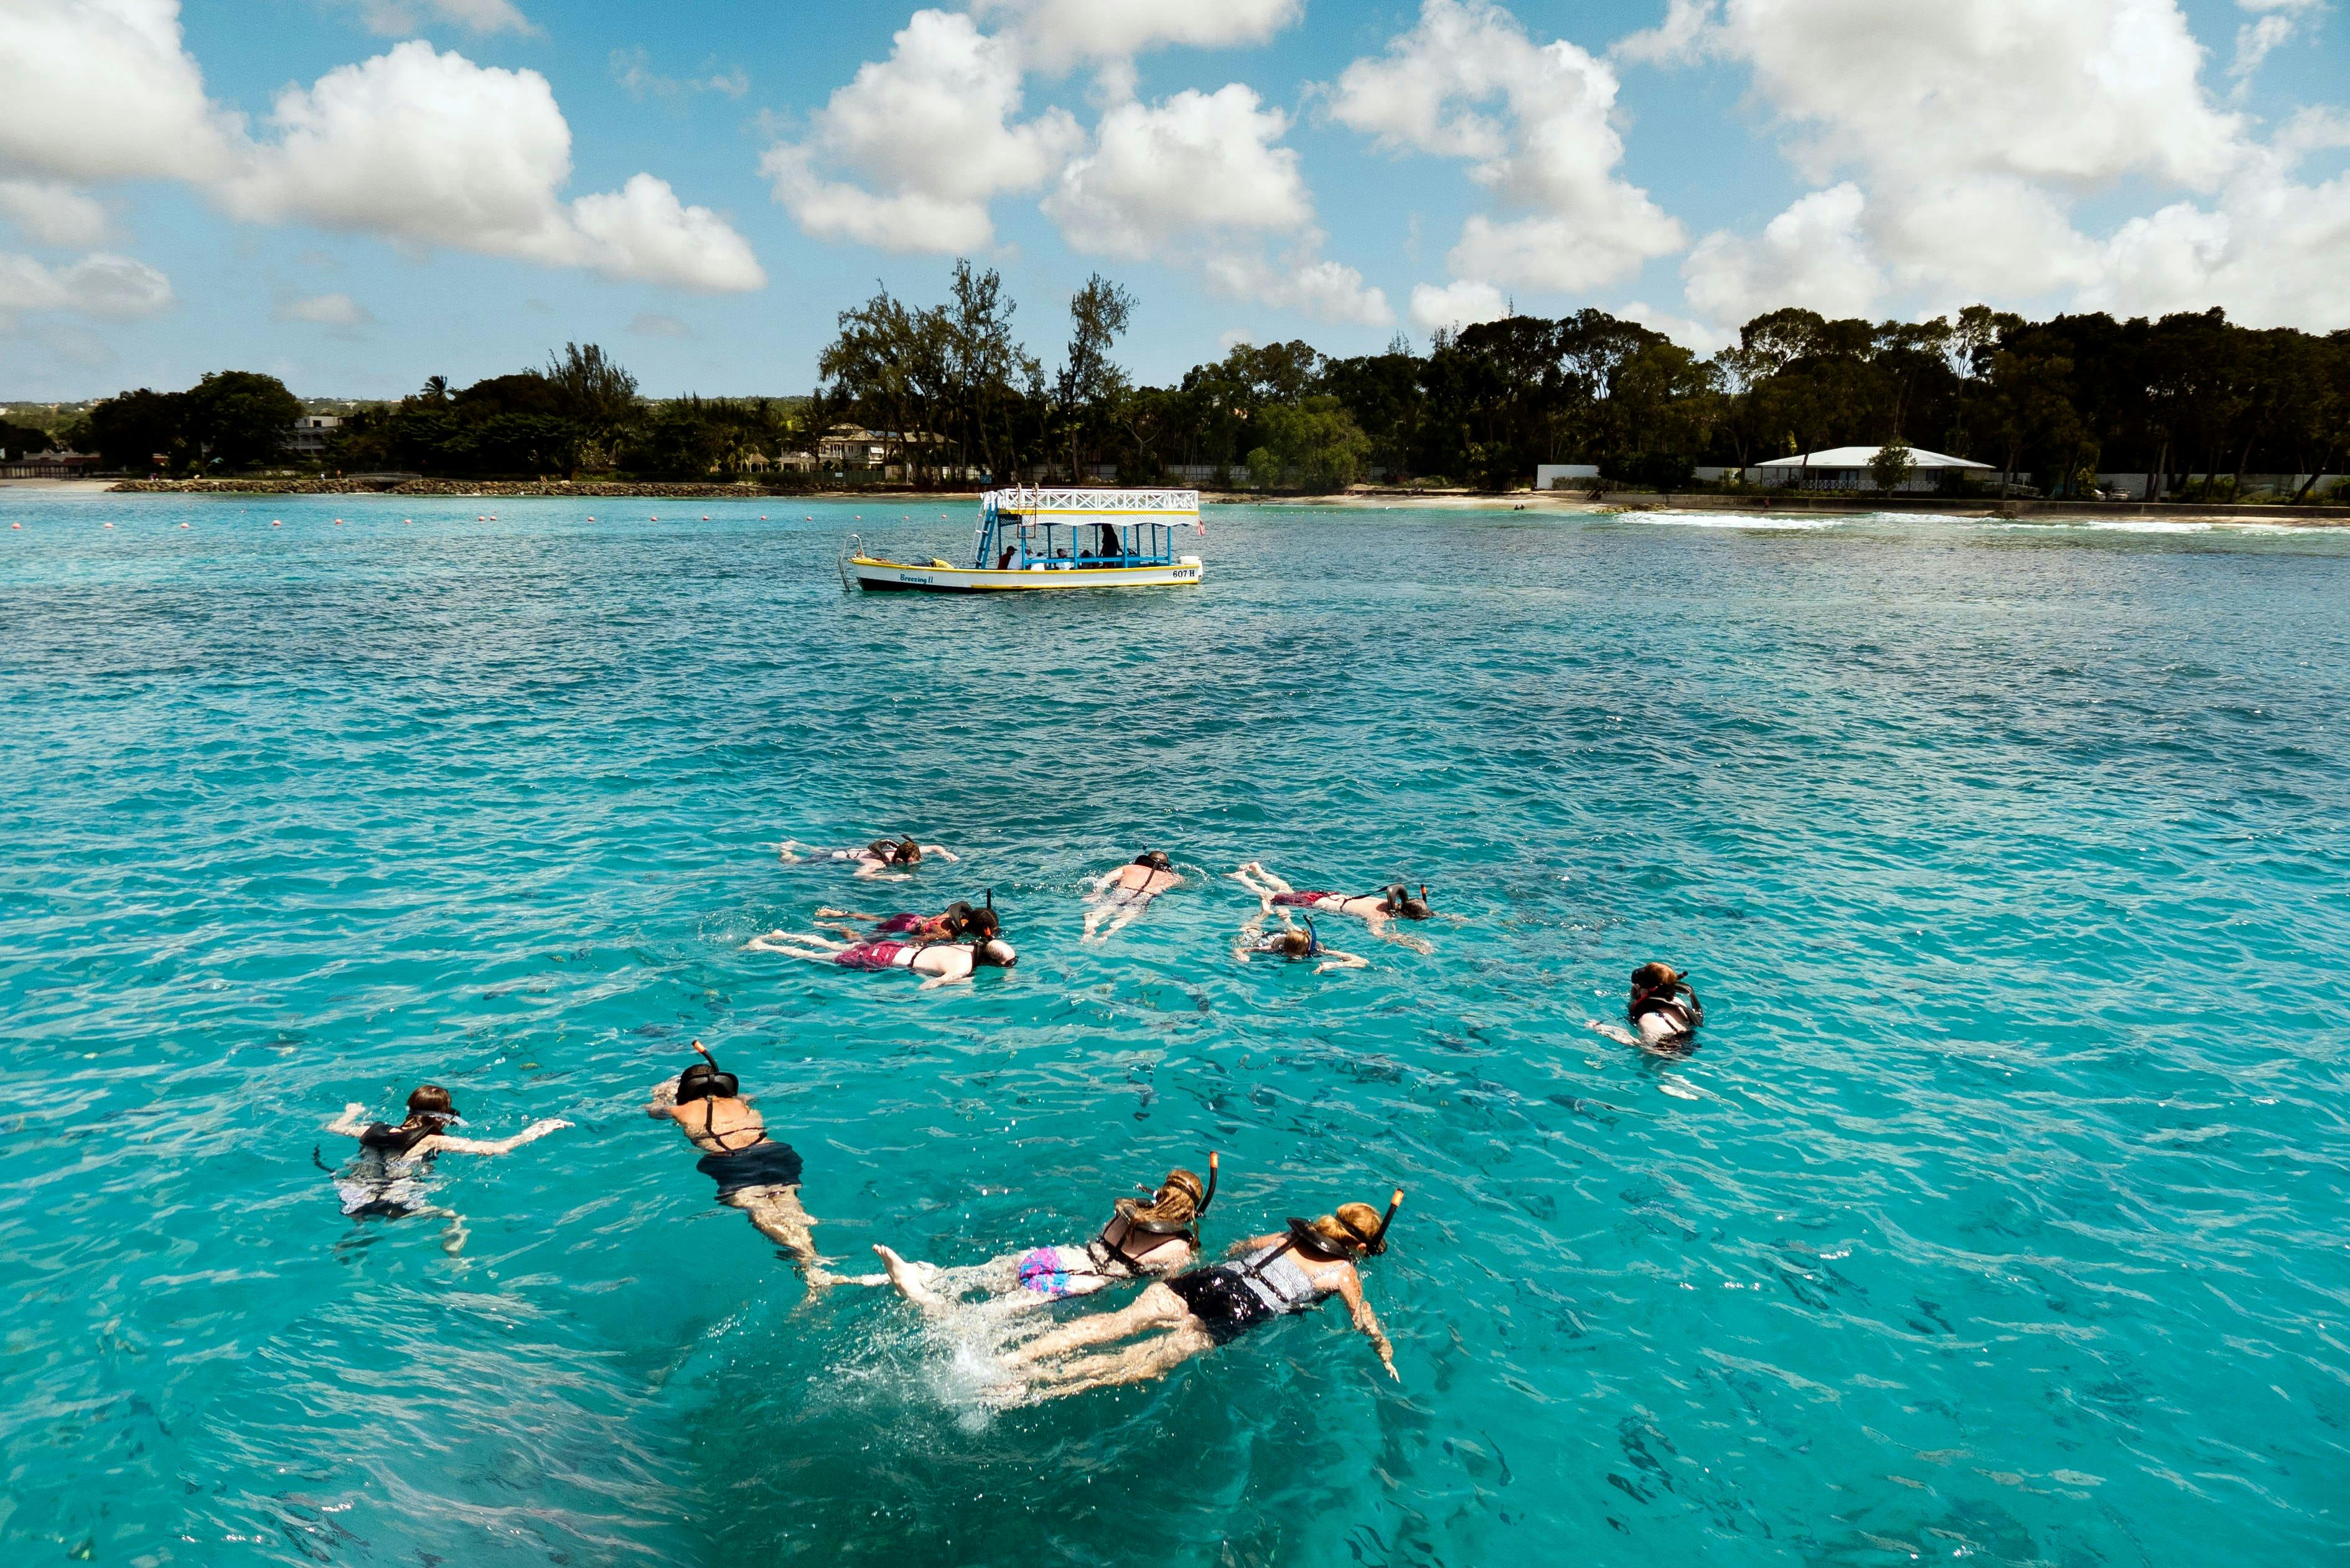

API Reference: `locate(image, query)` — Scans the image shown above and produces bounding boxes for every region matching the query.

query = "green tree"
[1250,396,1371,491]
[1870,434,1916,493]
[83,388,189,472]
[1057,273,1134,478]
[181,370,301,470]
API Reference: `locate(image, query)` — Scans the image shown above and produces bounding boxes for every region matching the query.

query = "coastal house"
[284,414,342,457]
[1753,446,1992,491]
[0,449,101,479]
[817,425,943,478]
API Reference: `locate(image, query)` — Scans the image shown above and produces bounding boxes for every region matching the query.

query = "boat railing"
[836,533,864,594]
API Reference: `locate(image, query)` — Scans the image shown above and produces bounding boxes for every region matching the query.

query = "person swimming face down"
[869,836,923,867]
[1382,884,1435,921]
[1628,962,1703,1048]
[1135,851,1173,874]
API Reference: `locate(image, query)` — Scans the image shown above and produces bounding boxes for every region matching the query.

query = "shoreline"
[34,475,2350,526]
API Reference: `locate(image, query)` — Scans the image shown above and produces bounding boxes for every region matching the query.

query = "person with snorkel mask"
[646,1040,834,1292]
[813,890,1001,945]
[321,1085,569,1256]
[745,925,1016,988]
[1235,910,1368,974]
[1083,850,1182,943]
[1232,862,1439,954]
[777,835,958,882]
[862,1155,1219,1321]
[1627,963,1703,1052]
[992,1190,1403,1404]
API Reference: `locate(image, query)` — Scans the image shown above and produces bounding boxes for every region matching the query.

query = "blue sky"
[2,0,2346,399]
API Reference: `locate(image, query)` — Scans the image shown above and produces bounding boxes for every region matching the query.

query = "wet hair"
[962,905,1001,941]
[405,1085,456,1121]
[1133,851,1173,871]
[1265,928,1315,958]
[1631,961,1684,995]
[675,1062,740,1103]
[1384,883,1434,920]
[869,836,922,865]
[971,936,1017,968]
[1115,1167,1206,1230]
[940,900,976,935]
[1327,1201,1393,1255]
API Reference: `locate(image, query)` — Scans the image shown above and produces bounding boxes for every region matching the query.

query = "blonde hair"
[1116,1167,1205,1229]
[1305,1201,1390,1254]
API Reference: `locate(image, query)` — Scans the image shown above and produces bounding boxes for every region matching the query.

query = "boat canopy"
[974,487,1201,571]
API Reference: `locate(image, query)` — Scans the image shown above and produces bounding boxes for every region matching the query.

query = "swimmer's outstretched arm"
[1087,869,1121,897]
[645,1080,679,1116]
[1334,1270,1398,1381]
[325,1103,370,1137]
[777,841,806,864]
[920,846,958,862]
[813,907,879,922]
[428,1119,570,1157]
[1314,948,1370,974]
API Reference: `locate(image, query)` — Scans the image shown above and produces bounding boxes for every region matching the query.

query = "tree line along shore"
[12,258,2350,505]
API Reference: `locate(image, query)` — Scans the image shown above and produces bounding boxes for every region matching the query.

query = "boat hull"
[845,556,1204,593]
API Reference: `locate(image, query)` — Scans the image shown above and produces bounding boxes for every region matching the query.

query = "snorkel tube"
[676,1039,739,1102]
[1201,1149,1218,1214]
[1366,1187,1403,1254]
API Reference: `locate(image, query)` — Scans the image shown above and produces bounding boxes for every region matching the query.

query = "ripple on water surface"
[2,493,2347,1566]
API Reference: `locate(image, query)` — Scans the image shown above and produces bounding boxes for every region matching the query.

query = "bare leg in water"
[1003,1323,1219,1403]
[999,1282,1191,1365]
[724,1183,843,1296]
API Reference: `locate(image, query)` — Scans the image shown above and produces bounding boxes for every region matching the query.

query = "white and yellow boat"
[840,487,1204,593]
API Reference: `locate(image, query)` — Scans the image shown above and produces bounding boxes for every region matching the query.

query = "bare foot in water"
[874,1244,944,1309]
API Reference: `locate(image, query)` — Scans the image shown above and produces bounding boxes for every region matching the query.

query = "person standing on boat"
[1083,851,1182,943]
[778,836,957,881]
[1232,862,1437,952]
[647,1041,835,1293]
[746,928,1017,988]
[322,1085,568,1255]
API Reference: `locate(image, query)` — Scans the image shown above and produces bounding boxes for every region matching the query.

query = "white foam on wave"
[1611,510,1860,531]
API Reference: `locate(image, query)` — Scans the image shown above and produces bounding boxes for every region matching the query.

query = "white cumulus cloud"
[1329,0,1684,303]
[1047,84,1388,324]
[347,0,532,36]
[0,179,110,248]
[0,250,173,319]
[1410,278,1509,332]
[971,0,1301,72]
[0,0,245,183]
[1682,183,1884,325]
[0,5,761,292]
[763,9,1079,253]
[276,290,370,325]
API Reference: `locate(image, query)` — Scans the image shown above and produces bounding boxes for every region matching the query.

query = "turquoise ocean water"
[2,491,2346,1566]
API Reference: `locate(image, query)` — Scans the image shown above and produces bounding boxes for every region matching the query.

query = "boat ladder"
[836,533,863,594]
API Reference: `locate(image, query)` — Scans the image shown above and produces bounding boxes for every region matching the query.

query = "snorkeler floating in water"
[777,836,958,881]
[1232,862,1438,953]
[647,1041,834,1291]
[1235,912,1367,974]
[813,891,1001,945]
[1627,962,1703,1051]
[322,1085,568,1255]
[747,928,1018,989]
[866,1156,1217,1320]
[1082,851,1181,943]
[993,1191,1402,1404]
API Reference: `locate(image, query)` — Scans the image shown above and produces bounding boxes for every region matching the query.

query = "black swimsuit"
[688,1104,804,1196]
[1164,1236,1326,1345]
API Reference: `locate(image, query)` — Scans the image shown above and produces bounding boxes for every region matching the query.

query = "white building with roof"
[1753,446,1992,492]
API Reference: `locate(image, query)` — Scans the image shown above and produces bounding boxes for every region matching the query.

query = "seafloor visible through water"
[2,492,2345,1567]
